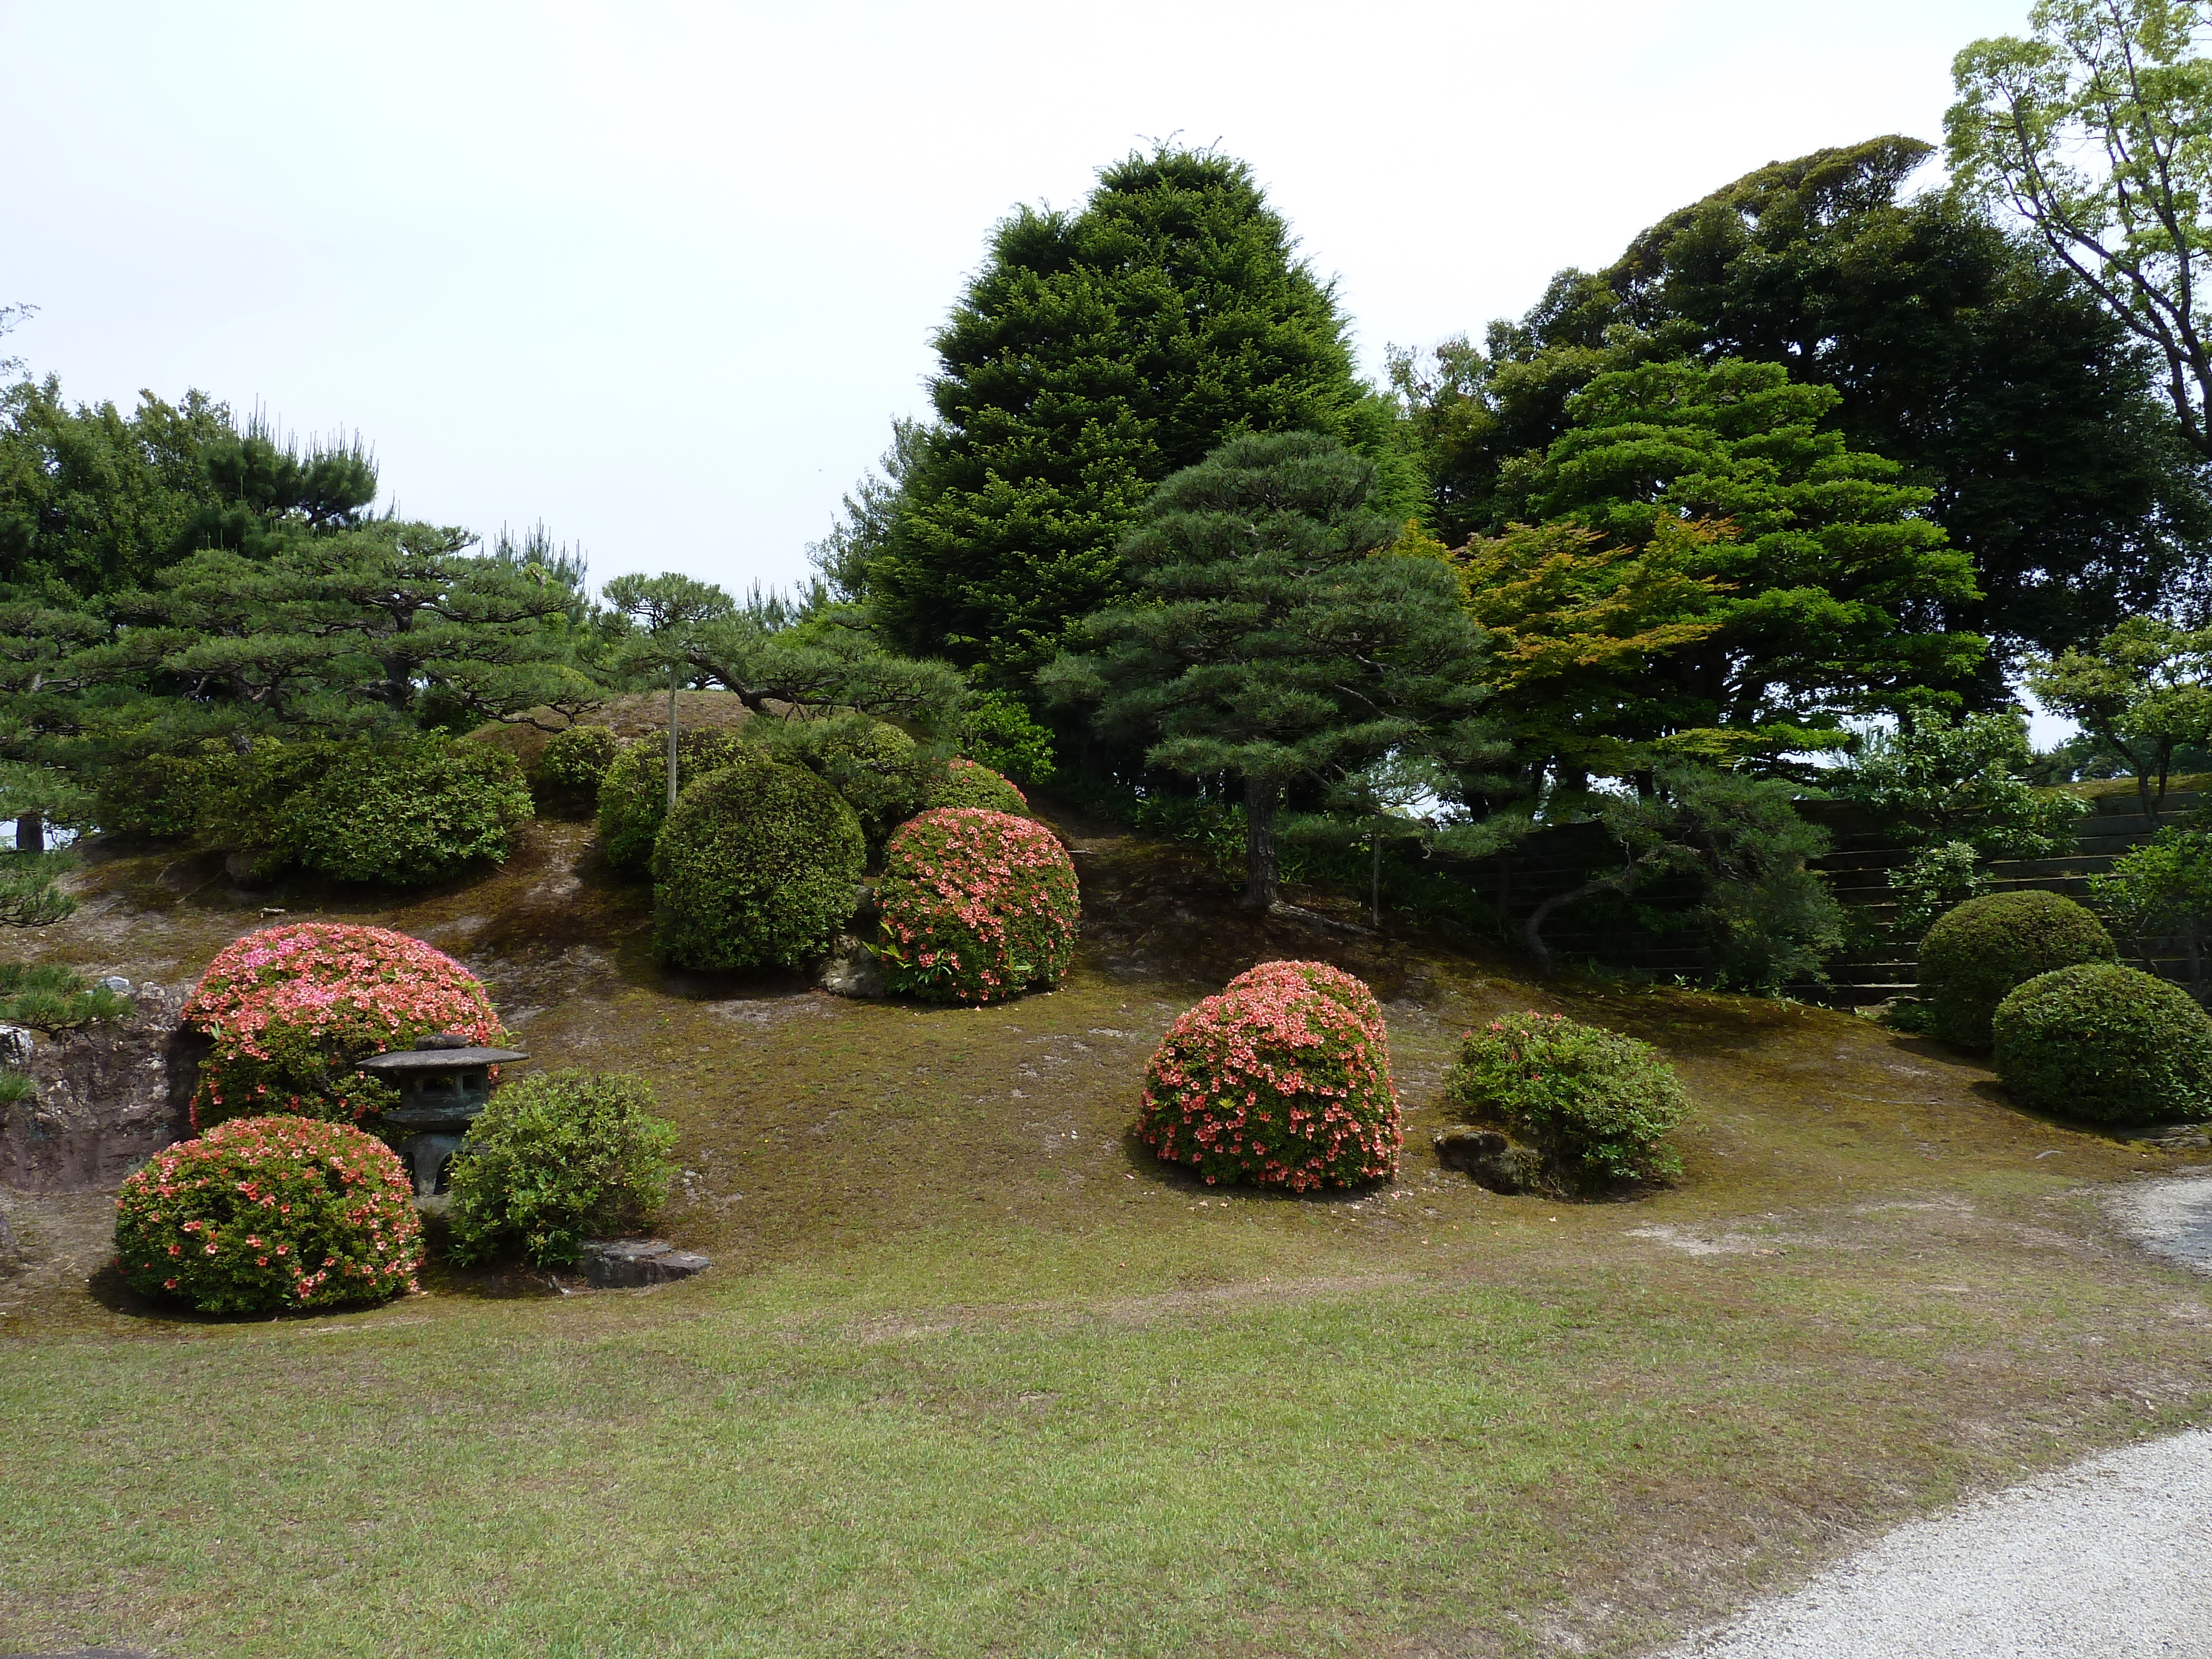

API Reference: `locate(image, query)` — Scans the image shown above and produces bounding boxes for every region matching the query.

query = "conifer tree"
[869,148,1392,688]
[1042,432,1492,910]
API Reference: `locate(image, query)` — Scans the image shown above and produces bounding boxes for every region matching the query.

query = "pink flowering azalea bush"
[182,922,503,1135]
[1442,1010,1686,1193]
[875,807,1078,1004]
[1137,959,1401,1191]
[114,1116,423,1313]
[927,757,1029,816]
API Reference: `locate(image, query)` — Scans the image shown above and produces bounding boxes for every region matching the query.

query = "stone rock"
[813,932,886,999]
[0,984,202,1193]
[95,975,133,994]
[0,1025,32,1067]
[580,1238,711,1289]
[1434,1125,1546,1196]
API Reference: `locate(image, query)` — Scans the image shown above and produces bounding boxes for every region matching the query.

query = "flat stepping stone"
[579,1238,710,1289]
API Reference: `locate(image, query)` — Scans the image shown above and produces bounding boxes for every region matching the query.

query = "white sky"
[2,0,2033,603]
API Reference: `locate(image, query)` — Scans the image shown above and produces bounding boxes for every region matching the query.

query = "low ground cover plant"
[1915,890,2116,1051]
[182,922,504,1134]
[531,723,621,812]
[874,807,1078,1003]
[285,740,534,885]
[596,729,755,875]
[444,1071,678,1269]
[1442,1011,1687,1193]
[928,757,1028,816]
[1136,959,1401,1190]
[1992,962,2212,1122]
[651,761,866,971]
[113,1116,423,1313]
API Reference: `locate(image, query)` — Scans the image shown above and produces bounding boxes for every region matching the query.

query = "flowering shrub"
[928,758,1029,816]
[651,761,867,971]
[875,807,1078,1003]
[114,1116,422,1313]
[1136,960,1401,1191]
[1442,1011,1686,1193]
[182,922,503,1134]
[445,1071,679,1268]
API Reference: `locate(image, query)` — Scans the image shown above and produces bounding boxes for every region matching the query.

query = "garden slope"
[3,811,2210,1659]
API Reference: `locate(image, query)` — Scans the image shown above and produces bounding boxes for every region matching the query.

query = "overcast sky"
[3,0,2034,601]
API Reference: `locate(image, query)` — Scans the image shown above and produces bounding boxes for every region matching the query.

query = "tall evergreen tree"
[867,147,1392,688]
[1041,432,1493,911]
[1394,135,2212,667]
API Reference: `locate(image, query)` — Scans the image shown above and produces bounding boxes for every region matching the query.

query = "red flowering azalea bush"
[1138,960,1401,1191]
[114,1116,423,1313]
[182,922,503,1134]
[875,807,1079,1003]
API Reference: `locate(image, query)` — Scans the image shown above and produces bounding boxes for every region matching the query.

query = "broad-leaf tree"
[1042,432,1494,910]
[2026,615,2212,816]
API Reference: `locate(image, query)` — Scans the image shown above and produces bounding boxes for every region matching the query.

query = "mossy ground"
[3,808,2210,1657]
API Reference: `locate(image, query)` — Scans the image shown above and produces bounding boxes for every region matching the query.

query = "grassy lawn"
[4,816,2209,1657]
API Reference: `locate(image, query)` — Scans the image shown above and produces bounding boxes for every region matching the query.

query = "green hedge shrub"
[754,714,948,853]
[1442,1011,1687,1194]
[532,724,620,811]
[1993,963,2212,1122]
[114,1116,422,1312]
[1136,959,1401,1191]
[445,1071,679,1268]
[1917,890,2116,1051]
[651,761,865,971]
[875,807,1078,1003]
[928,757,1028,816]
[595,729,753,875]
[284,740,533,886]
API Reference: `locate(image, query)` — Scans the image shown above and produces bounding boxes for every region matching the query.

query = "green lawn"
[3,818,2208,1657]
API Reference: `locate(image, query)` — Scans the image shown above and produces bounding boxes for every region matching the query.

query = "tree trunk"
[665,665,681,814]
[1241,776,1281,910]
[14,812,43,855]
[1371,831,1382,930]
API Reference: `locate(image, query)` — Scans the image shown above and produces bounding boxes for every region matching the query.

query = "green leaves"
[2026,616,2212,814]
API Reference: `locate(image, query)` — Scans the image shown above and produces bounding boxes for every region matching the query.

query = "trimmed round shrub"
[1917,890,2115,1051]
[445,1071,679,1268]
[595,729,754,875]
[1993,963,2212,1123]
[114,1117,423,1312]
[1443,1011,1687,1193]
[1136,959,1401,1191]
[533,723,620,809]
[928,757,1029,816]
[651,761,866,970]
[283,740,533,886]
[182,922,504,1134]
[875,807,1078,1003]
[759,714,947,853]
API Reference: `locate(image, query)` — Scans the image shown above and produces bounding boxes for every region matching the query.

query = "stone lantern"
[357,1031,529,1197]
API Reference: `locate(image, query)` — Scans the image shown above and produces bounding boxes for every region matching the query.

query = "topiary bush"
[595,729,754,875]
[283,740,534,886]
[1992,962,2212,1123]
[445,1071,679,1268]
[874,807,1078,1003]
[1917,889,2117,1051]
[1442,1011,1687,1194]
[651,761,866,971]
[1136,959,1400,1191]
[532,723,620,812]
[114,1116,422,1312]
[182,922,504,1135]
[928,757,1029,816]
[755,713,950,854]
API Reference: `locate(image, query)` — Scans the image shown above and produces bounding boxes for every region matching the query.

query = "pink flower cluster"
[113,1116,423,1313]
[182,922,502,1131]
[1138,959,1401,1192]
[875,808,1079,1004]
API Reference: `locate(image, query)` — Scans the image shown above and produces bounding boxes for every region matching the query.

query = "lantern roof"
[359,1045,529,1072]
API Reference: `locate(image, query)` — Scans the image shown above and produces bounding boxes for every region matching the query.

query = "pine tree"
[869,148,1391,689]
[1042,432,1492,910]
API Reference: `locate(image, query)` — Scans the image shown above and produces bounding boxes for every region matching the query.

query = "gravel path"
[1663,1173,2212,1658]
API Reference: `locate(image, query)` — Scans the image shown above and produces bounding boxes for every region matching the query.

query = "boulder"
[0,985,203,1193]
[1434,1125,1546,1196]
[580,1238,711,1289]
[813,932,886,999]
